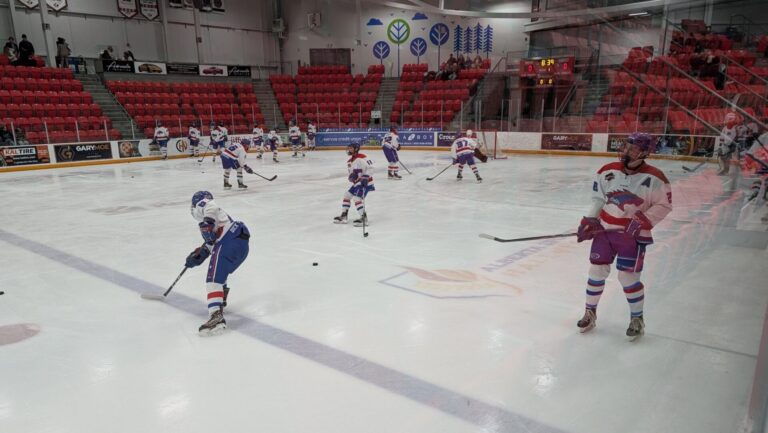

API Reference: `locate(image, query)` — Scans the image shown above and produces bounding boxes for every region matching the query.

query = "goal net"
[475,130,507,160]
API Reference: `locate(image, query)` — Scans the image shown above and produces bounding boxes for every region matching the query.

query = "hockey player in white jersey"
[716,112,738,175]
[306,120,317,150]
[188,122,201,158]
[221,138,254,189]
[153,122,170,160]
[333,142,374,227]
[210,122,228,162]
[187,191,250,335]
[288,120,305,157]
[450,129,482,182]
[575,132,672,340]
[252,124,265,159]
[381,126,402,180]
[266,129,282,163]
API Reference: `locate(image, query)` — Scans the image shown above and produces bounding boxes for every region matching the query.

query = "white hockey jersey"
[268,130,283,146]
[586,161,673,244]
[381,132,400,150]
[190,198,234,243]
[347,153,374,186]
[307,124,317,136]
[153,126,169,141]
[289,126,301,140]
[222,142,248,167]
[252,127,264,145]
[450,137,477,158]
[717,125,737,154]
[188,127,201,142]
[210,128,226,145]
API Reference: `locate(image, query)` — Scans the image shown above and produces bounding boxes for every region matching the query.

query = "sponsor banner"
[316,131,435,147]
[226,65,251,77]
[139,0,159,20]
[541,133,592,151]
[135,61,167,75]
[437,131,459,147]
[117,0,138,18]
[54,143,113,162]
[607,134,628,152]
[102,59,135,73]
[167,63,200,75]
[117,140,145,158]
[199,64,227,77]
[1,145,51,167]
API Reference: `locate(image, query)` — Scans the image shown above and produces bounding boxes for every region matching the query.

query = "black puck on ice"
[312,262,318,266]
[0,291,5,295]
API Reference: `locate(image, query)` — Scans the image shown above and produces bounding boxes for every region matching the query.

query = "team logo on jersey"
[606,189,644,210]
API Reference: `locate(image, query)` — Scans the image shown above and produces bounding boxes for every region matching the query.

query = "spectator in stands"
[715,61,727,90]
[123,43,135,61]
[100,46,114,60]
[56,37,70,68]
[18,34,33,61]
[14,128,29,146]
[3,37,18,63]
[473,54,483,69]
[689,53,705,76]
[0,125,14,146]
[446,53,457,68]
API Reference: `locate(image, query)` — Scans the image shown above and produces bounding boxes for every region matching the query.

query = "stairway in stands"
[373,77,399,127]
[76,75,135,140]
[252,79,286,131]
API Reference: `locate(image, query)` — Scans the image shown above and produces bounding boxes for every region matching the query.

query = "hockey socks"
[619,271,644,318]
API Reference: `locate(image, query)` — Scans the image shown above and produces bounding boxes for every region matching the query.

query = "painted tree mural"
[463,26,472,54]
[453,24,463,56]
[483,25,493,59]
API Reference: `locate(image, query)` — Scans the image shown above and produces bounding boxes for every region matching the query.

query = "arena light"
[628,11,649,16]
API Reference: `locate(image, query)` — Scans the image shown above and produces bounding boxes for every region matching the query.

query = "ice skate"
[475,174,483,183]
[223,180,232,189]
[353,213,368,227]
[222,285,230,308]
[256,154,263,159]
[237,181,247,189]
[333,211,348,224]
[457,172,463,180]
[198,309,227,336]
[273,157,279,163]
[626,316,645,341]
[577,308,596,333]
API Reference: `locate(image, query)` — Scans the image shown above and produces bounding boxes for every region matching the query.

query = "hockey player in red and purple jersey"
[450,129,482,183]
[333,142,374,227]
[575,132,672,340]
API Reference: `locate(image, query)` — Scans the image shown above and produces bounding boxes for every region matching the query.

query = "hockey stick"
[197,142,212,163]
[363,215,369,238]
[426,162,455,181]
[682,159,708,172]
[398,160,413,175]
[479,229,622,243]
[247,170,277,181]
[141,266,189,300]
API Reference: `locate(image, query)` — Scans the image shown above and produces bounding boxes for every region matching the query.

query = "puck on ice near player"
[0,291,4,295]
[312,262,318,266]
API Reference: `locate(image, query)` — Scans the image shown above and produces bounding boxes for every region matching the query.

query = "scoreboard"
[519,57,575,82]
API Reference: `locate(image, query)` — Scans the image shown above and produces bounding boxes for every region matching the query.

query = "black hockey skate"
[273,157,279,163]
[476,174,483,183]
[256,154,263,159]
[457,172,463,180]
[577,308,596,333]
[222,285,230,308]
[333,211,348,224]
[238,181,247,189]
[388,172,402,180]
[626,316,645,341]
[224,180,232,189]
[353,213,368,227]
[199,309,227,336]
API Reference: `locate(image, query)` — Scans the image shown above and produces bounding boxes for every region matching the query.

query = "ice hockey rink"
[1,150,767,433]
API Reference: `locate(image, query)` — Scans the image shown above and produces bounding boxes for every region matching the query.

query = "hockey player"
[288,121,305,157]
[186,191,250,335]
[221,138,254,189]
[575,132,672,341]
[266,128,282,163]
[333,142,374,227]
[715,112,738,175]
[252,124,265,159]
[188,122,201,158]
[153,121,170,160]
[306,120,317,150]
[381,126,402,180]
[450,129,483,183]
[210,122,228,161]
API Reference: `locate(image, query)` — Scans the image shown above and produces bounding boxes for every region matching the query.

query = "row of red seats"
[391,99,463,112]
[424,79,478,90]
[0,90,93,104]
[400,72,425,82]
[0,64,72,79]
[297,82,381,93]
[126,103,260,116]
[416,89,470,101]
[457,69,489,80]
[23,129,121,144]
[391,111,455,124]
[281,102,375,113]
[107,80,242,94]
[367,65,385,74]
[296,92,377,103]
[0,103,101,118]
[298,65,349,75]
[398,81,423,93]
[402,64,428,73]
[0,77,83,92]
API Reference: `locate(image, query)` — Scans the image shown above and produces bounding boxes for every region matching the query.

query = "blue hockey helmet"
[191,191,213,208]
[240,138,251,150]
[346,141,360,156]
[626,132,655,153]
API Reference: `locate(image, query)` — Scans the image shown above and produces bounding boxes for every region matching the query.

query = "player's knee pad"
[588,264,611,281]
[618,270,641,287]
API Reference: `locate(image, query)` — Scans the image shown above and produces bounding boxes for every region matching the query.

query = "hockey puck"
[0,291,4,295]
[312,262,318,266]
[364,233,369,237]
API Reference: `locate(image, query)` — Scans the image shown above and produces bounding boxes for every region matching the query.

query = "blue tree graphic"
[463,26,472,54]
[410,38,427,64]
[429,23,449,66]
[483,25,493,58]
[453,25,462,56]
[373,41,390,65]
[474,23,484,55]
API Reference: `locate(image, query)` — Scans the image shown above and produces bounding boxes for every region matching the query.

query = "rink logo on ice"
[379,266,522,298]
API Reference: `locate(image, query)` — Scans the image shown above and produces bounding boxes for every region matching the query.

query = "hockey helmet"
[347,141,361,156]
[626,132,655,153]
[390,125,398,134]
[240,138,251,151]
[191,191,213,208]
[621,132,655,168]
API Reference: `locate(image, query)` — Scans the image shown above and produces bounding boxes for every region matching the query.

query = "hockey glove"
[360,176,369,188]
[185,246,211,268]
[348,172,359,183]
[243,165,254,174]
[577,217,603,243]
[199,217,218,244]
[625,211,652,239]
